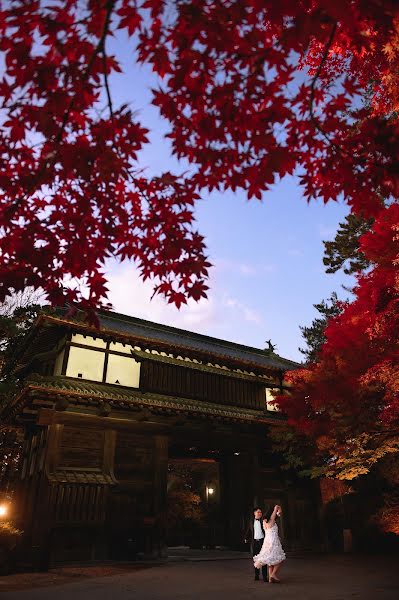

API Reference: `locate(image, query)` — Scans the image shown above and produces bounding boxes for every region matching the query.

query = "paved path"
[1,554,398,599]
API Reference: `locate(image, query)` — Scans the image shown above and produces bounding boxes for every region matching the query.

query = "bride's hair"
[263,506,274,522]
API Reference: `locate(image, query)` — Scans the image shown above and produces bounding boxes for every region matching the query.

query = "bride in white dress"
[253,504,286,583]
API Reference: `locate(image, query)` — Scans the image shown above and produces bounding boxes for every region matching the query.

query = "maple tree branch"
[308,22,341,151]
[367,429,399,437]
[101,44,130,176]
[54,0,116,147]
[102,52,115,125]
[6,1,116,218]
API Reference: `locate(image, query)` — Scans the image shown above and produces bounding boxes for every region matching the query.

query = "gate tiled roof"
[97,311,300,372]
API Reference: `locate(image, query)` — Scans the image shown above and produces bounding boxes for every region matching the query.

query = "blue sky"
[105,34,353,363]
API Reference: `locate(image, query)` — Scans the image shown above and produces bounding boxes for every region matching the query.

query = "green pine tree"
[323,213,373,275]
[299,293,343,363]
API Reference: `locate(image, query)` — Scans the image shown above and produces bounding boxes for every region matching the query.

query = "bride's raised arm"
[268,505,280,527]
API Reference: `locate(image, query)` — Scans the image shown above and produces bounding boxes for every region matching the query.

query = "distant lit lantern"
[206,486,215,502]
[0,504,8,518]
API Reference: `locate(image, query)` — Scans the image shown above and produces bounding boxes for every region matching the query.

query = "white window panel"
[66,346,105,381]
[106,354,140,387]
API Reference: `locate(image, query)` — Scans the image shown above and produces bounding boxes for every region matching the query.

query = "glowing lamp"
[207,487,214,495]
[0,504,8,518]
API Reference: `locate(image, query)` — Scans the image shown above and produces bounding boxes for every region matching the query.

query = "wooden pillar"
[251,446,262,508]
[152,435,168,557]
[220,449,257,549]
[17,425,53,570]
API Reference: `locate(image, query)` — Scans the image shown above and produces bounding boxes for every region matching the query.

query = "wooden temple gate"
[1,311,321,567]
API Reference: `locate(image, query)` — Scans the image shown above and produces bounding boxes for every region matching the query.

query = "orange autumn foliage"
[276,204,399,479]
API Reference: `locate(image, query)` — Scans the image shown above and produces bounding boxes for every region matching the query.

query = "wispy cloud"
[106,262,217,332]
[218,258,275,277]
[318,223,338,240]
[239,263,257,276]
[104,260,265,344]
[287,248,304,257]
[223,296,263,324]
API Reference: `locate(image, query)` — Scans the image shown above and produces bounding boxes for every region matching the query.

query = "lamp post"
[206,485,215,505]
[205,485,216,549]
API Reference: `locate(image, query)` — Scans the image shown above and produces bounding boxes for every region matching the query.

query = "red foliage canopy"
[141,0,399,473]
[276,202,398,475]
[0,0,212,311]
[0,3,398,455]
[1,0,398,312]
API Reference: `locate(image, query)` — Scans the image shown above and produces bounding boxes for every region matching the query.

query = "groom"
[245,506,268,582]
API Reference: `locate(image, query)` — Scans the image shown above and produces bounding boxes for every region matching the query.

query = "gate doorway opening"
[167,458,221,548]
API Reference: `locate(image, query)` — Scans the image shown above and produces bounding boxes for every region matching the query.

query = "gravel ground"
[0,554,398,600]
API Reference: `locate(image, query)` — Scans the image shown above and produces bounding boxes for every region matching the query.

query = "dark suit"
[245,518,268,581]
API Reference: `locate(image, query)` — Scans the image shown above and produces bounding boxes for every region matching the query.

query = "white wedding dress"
[253,523,286,567]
